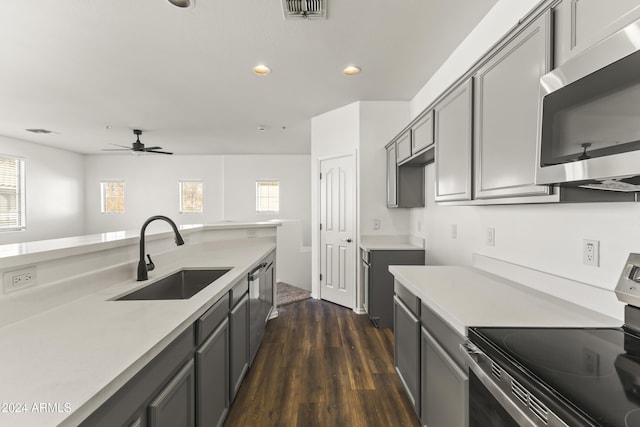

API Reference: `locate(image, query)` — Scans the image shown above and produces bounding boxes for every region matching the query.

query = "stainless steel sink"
[116,268,232,301]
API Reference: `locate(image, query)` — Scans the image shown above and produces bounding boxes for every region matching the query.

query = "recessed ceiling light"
[343,65,361,76]
[168,0,194,7]
[257,126,266,132]
[253,65,271,75]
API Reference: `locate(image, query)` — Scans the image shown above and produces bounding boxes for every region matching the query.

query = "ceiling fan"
[102,129,173,155]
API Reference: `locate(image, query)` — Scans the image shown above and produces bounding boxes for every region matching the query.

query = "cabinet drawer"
[396,132,412,163]
[394,281,420,317]
[420,302,466,369]
[230,277,248,308]
[411,111,434,154]
[196,293,229,345]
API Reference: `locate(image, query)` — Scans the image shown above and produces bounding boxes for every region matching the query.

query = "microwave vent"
[282,0,326,20]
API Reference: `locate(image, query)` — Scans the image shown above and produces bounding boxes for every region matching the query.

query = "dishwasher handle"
[248,263,267,280]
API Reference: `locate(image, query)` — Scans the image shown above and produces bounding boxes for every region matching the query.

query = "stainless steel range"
[462,254,640,426]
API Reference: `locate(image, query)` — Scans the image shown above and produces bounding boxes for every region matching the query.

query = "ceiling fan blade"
[108,143,132,149]
[101,148,131,151]
[143,146,162,150]
[145,149,173,155]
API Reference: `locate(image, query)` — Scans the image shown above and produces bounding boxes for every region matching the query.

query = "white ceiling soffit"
[282,0,326,20]
[0,0,498,156]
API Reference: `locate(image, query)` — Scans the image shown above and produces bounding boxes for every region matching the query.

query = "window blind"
[0,156,25,231]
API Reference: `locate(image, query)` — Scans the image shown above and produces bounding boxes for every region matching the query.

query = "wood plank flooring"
[224,299,421,427]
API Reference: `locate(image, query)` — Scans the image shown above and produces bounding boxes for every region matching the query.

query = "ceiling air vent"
[282,0,326,20]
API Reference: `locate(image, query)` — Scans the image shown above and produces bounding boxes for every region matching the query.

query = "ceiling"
[0,0,498,155]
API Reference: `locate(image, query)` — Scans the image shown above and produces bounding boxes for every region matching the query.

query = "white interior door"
[319,155,355,309]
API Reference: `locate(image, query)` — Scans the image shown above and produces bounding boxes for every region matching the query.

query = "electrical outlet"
[451,224,457,239]
[487,227,495,247]
[583,239,600,267]
[247,229,257,238]
[3,266,37,294]
[417,221,422,232]
[372,219,381,230]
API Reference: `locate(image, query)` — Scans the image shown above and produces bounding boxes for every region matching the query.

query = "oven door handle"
[460,343,559,427]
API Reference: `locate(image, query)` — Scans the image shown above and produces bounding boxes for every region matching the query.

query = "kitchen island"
[0,222,277,427]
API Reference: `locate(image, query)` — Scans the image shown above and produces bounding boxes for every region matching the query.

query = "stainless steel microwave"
[536,17,640,192]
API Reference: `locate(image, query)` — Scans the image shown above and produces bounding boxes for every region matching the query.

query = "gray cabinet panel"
[555,0,640,65]
[411,111,434,154]
[196,293,229,345]
[396,132,412,163]
[474,11,552,199]
[421,327,468,427]
[435,79,473,201]
[148,360,195,427]
[229,293,249,402]
[196,318,229,427]
[366,250,424,329]
[393,295,421,418]
[386,144,398,207]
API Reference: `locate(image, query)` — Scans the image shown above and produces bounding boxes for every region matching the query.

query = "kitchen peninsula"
[0,222,278,427]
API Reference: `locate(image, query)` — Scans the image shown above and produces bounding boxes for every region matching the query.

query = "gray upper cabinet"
[435,79,473,202]
[396,132,412,163]
[411,111,434,154]
[473,11,552,200]
[555,0,640,66]
[386,144,398,207]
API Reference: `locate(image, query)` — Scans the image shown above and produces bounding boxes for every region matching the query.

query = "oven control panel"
[615,253,640,307]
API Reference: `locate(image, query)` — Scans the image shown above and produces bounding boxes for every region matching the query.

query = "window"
[256,180,279,213]
[100,181,125,214]
[0,156,25,231]
[179,181,203,213]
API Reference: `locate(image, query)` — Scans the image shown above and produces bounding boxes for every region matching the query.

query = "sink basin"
[116,268,232,301]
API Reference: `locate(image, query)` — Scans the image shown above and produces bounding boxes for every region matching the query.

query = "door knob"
[342,238,352,243]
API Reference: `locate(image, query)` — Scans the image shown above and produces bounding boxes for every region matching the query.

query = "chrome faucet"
[137,215,185,281]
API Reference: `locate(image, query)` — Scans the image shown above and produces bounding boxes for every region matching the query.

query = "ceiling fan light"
[253,64,271,75]
[168,0,194,8]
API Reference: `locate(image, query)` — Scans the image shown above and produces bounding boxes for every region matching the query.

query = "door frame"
[317,151,359,311]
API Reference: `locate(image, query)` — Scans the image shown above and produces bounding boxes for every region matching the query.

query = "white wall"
[0,135,85,244]
[84,155,225,234]
[408,0,639,310]
[359,101,411,237]
[222,155,311,245]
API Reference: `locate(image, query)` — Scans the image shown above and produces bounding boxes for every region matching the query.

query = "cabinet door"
[555,0,640,65]
[411,111,434,154]
[474,11,552,200]
[421,327,468,427]
[148,360,195,427]
[435,79,473,202]
[195,318,230,427]
[393,295,420,418]
[396,132,412,163]
[386,144,398,207]
[230,293,249,402]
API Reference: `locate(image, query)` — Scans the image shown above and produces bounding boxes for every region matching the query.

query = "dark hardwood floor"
[224,299,421,427]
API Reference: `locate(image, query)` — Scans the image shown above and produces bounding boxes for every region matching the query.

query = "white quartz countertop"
[389,265,622,337]
[360,235,424,251]
[0,237,275,427]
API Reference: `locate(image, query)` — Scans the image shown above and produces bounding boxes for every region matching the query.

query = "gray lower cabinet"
[473,10,552,200]
[393,294,421,418]
[365,249,424,329]
[435,79,473,202]
[421,327,468,427]
[229,293,249,402]
[195,317,229,427]
[149,360,195,427]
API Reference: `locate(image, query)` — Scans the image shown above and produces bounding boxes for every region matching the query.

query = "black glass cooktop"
[470,327,640,427]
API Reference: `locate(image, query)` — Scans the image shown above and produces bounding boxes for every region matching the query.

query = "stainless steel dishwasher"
[248,262,267,366]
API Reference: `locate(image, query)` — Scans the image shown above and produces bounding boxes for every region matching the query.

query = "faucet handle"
[146,254,155,272]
